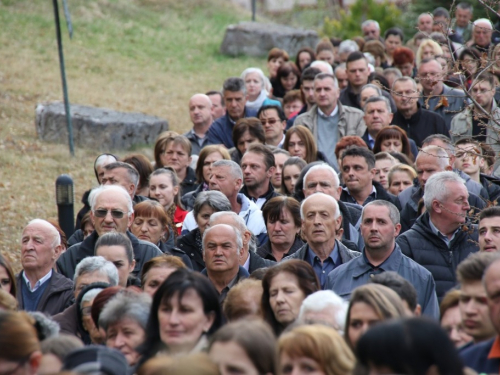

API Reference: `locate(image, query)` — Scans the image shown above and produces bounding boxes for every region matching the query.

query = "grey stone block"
[35,102,169,150]
[220,22,319,57]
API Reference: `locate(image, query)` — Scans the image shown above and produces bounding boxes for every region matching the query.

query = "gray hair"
[193,191,232,219]
[223,77,247,96]
[95,232,134,264]
[423,171,466,211]
[74,256,119,287]
[338,40,359,55]
[363,95,391,114]
[334,63,346,74]
[392,76,417,91]
[212,159,243,180]
[95,154,118,171]
[362,200,400,226]
[422,135,455,155]
[364,52,375,66]
[473,18,492,30]
[272,148,290,157]
[457,2,473,13]
[300,192,340,220]
[80,288,104,309]
[25,219,61,248]
[314,73,338,88]
[298,290,348,332]
[209,211,249,242]
[304,163,340,189]
[241,67,271,93]
[362,19,380,30]
[202,224,243,255]
[310,61,334,75]
[28,312,60,339]
[89,185,133,215]
[416,145,450,171]
[99,291,152,331]
[383,67,402,79]
[103,162,140,190]
[361,84,382,96]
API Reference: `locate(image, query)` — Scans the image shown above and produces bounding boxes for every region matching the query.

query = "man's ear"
[267,166,275,178]
[414,304,422,316]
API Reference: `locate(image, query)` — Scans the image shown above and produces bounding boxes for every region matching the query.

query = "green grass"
[0,0,274,269]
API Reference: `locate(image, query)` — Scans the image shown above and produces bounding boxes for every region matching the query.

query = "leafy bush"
[322,0,404,39]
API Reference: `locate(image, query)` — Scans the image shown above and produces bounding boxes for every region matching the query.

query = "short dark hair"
[384,27,404,41]
[346,51,367,68]
[456,252,500,283]
[341,146,376,169]
[257,105,287,122]
[244,143,276,170]
[370,272,418,312]
[433,6,450,19]
[262,196,301,228]
[95,232,134,264]
[472,72,496,89]
[232,118,265,153]
[301,67,322,83]
[223,77,246,94]
[479,206,500,221]
[206,90,225,106]
[457,2,473,12]
[121,154,153,194]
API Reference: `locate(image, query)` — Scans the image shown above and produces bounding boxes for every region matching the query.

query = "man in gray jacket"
[293,73,366,169]
[284,193,360,288]
[326,200,439,319]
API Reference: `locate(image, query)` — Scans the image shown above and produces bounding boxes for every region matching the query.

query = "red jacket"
[173,206,188,236]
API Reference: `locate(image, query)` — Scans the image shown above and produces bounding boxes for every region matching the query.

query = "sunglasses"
[93,209,126,219]
[260,118,279,125]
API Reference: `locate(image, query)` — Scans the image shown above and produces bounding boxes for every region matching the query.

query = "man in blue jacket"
[206,77,257,148]
[327,200,439,319]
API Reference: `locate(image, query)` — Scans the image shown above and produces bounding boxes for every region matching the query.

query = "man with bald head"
[57,185,162,280]
[184,93,215,155]
[418,58,467,129]
[202,224,249,303]
[285,193,360,288]
[17,219,73,315]
[303,163,362,249]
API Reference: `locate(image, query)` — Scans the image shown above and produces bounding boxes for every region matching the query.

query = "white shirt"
[23,269,52,293]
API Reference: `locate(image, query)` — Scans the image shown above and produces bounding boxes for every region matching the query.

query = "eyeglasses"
[93,209,126,219]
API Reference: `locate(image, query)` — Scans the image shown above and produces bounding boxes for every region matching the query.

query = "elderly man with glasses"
[57,185,162,281]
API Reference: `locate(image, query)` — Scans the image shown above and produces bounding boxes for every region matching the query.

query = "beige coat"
[293,102,366,141]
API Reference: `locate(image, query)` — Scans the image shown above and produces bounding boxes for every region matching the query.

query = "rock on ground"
[35,102,169,150]
[220,21,318,57]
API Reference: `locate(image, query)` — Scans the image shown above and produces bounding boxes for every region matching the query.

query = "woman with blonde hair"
[345,284,406,351]
[278,324,355,375]
[416,39,443,68]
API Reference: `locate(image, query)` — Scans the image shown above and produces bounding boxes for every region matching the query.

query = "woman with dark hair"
[284,125,328,164]
[281,157,307,196]
[139,268,222,362]
[149,168,187,238]
[439,289,473,348]
[356,317,466,375]
[368,72,391,93]
[181,144,230,211]
[458,47,481,89]
[208,320,277,375]
[274,62,301,99]
[257,196,304,262]
[122,153,153,197]
[0,253,16,298]
[230,117,265,165]
[345,284,405,351]
[295,47,316,72]
[130,200,192,267]
[262,260,320,335]
[177,191,232,272]
[373,126,415,161]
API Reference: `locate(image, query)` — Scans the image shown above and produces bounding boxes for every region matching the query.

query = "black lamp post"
[56,174,75,239]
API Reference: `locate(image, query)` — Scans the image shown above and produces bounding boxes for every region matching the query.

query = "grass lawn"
[0,0,274,270]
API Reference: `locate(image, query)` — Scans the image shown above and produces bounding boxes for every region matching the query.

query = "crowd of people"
[4,3,500,375]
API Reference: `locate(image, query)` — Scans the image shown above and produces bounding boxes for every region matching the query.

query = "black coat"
[181,184,204,212]
[399,187,486,233]
[157,241,193,269]
[176,228,205,272]
[248,251,276,274]
[396,212,479,300]
[339,180,401,210]
[57,231,162,280]
[391,104,449,148]
[180,167,199,197]
[257,237,304,262]
[481,174,500,203]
